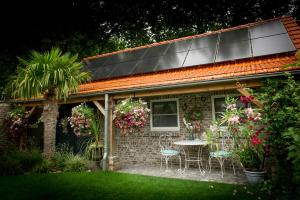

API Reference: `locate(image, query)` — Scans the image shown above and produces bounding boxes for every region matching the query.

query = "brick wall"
[0,103,10,128]
[114,91,241,171]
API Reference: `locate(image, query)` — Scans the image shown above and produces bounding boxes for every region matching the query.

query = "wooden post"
[108,97,119,170]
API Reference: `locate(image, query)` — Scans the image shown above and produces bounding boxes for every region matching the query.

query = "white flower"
[244,107,254,117]
[209,124,218,132]
[227,103,236,110]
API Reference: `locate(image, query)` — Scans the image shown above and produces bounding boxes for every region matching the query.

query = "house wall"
[0,103,10,128]
[114,90,241,171]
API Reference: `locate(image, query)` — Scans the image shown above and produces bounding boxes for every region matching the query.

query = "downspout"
[103,93,109,170]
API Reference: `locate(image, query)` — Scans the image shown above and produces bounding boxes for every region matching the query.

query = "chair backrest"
[208,129,234,152]
[159,135,173,151]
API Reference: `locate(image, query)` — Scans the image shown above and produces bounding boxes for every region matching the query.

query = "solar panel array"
[84,20,296,81]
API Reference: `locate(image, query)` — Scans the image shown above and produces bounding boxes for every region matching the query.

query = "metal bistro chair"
[208,131,236,178]
[159,135,181,171]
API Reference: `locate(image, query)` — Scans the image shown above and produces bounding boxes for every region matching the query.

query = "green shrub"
[0,149,43,176]
[0,152,23,176]
[32,159,51,174]
[64,155,89,172]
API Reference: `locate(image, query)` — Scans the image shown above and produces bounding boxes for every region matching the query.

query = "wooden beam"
[236,88,263,108]
[93,101,105,115]
[112,80,262,99]
[17,80,262,106]
[25,106,36,118]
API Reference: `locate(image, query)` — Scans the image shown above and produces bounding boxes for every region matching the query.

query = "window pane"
[214,96,243,120]
[152,101,177,114]
[214,98,226,113]
[152,115,178,127]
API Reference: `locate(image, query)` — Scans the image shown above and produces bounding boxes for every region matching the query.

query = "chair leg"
[178,155,182,172]
[165,156,169,170]
[231,158,236,175]
[209,156,212,174]
[160,155,163,170]
[218,158,225,178]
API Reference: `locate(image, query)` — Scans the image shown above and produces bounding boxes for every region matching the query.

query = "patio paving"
[117,165,248,185]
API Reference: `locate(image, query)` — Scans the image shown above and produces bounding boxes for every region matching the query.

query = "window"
[150,99,180,131]
[212,95,243,121]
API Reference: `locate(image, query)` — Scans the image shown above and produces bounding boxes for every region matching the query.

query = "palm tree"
[7,48,91,157]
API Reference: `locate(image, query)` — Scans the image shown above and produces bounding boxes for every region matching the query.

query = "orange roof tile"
[78,16,300,95]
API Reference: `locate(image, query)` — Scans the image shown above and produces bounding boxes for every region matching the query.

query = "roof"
[79,16,300,95]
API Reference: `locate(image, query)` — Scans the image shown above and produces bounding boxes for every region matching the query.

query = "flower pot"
[244,169,266,185]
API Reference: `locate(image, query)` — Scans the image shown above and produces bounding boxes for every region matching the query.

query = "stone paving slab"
[117,165,247,185]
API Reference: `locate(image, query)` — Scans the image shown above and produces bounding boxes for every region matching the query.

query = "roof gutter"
[72,70,300,99]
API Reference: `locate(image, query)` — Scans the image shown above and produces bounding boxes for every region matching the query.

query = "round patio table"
[174,140,208,174]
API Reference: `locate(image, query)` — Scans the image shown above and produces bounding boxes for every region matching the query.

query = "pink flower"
[228,115,240,124]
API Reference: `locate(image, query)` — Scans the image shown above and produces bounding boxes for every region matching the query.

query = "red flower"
[250,135,263,146]
[240,95,254,106]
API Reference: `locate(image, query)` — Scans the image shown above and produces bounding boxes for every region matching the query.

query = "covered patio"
[118,165,247,185]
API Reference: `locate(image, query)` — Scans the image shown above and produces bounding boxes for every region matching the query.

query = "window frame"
[211,94,240,121]
[150,98,180,131]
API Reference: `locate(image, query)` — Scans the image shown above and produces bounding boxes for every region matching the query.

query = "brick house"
[13,16,300,171]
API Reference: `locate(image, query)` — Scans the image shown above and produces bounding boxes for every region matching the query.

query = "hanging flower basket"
[68,103,94,136]
[113,98,150,136]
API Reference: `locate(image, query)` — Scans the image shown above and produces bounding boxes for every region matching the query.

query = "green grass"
[0,172,260,200]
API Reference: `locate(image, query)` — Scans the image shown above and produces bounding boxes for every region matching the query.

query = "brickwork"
[0,103,10,128]
[114,91,241,171]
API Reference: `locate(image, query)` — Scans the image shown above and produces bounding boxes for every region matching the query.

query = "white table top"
[174,140,208,146]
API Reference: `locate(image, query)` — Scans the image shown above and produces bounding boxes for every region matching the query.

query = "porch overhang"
[11,69,300,107]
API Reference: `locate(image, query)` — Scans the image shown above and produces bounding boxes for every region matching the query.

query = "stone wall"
[114,91,241,171]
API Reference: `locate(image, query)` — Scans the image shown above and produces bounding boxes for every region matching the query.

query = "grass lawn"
[0,171,261,200]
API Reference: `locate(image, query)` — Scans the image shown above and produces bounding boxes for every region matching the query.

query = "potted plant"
[219,96,271,184]
[183,108,202,140]
[113,98,150,136]
[68,103,103,166]
[68,103,94,136]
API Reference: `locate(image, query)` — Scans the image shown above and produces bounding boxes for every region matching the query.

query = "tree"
[6,48,91,157]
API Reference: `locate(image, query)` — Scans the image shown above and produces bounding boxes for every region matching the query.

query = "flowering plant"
[220,96,271,171]
[113,98,150,136]
[6,106,30,150]
[6,107,29,139]
[68,103,94,136]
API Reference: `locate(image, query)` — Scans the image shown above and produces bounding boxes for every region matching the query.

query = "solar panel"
[215,40,252,62]
[105,48,147,65]
[107,60,138,78]
[143,44,170,58]
[183,48,216,66]
[85,56,109,69]
[132,57,161,74]
[252,33,296,57]
[155,51,188,71]
[93,64,117,80]
[167,39,192,53]
[190,34,219,50]
[249,20,286,39]
[85,20,296,82]
[219,28,249,44]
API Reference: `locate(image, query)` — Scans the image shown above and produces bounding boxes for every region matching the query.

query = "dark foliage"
[0,0,299,91]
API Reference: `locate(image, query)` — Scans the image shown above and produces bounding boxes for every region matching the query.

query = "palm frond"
[6,47,91,101]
